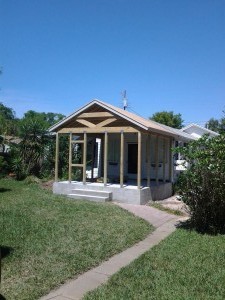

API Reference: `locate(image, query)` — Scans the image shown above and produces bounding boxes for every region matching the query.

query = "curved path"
[41,204,186,300]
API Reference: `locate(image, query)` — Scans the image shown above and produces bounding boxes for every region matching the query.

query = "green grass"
[0,179,153,300]
[150,202,185,216]
[85,229,225,300]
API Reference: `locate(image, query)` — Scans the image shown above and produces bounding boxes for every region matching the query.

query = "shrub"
[24,175,42,184]
[175,134,225,234]
[0,155,9,178]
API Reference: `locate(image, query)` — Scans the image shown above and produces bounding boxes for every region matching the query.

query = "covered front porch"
[51,100,175,204]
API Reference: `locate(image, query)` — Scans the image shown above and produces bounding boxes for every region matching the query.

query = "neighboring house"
[181,123,219,139]
[0,135,21,153]
[49,99,195,204]
[174,123,219,176]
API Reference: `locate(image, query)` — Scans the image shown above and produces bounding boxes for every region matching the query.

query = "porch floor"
[56,180,169,188]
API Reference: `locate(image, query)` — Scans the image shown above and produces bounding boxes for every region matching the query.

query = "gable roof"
[49,99,196,141]
[181,123,219,136]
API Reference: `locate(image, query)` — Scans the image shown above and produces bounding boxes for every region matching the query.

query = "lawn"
[0,179,153,300]
[85,228,225,300]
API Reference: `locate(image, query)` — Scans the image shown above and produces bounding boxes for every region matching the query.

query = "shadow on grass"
[176,219,225,235]
[0,188,11,193]
[0,246,13,259]
[1,246,13,299]
[176,219,192,230]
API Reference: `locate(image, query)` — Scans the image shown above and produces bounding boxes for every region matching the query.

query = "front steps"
[68,188,112,202]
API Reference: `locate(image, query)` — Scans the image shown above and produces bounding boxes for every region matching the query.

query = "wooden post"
[91,138,95,180]
[137,131,142,189]
[68,132,72,182]
[120,131,124,188]
[55,132,59,182]
[155,135,159,185]
[83,132,87,184]
[169,138,174,182]
[104,132,108,186]
[163,138,166,183]
[147,134,151,187]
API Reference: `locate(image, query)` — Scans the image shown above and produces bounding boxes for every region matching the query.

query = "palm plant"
[12,117,48,178]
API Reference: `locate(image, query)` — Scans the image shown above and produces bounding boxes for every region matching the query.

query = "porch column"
[169,138,174,182]
[147,134,151,187]
[155,135,159,185]
[55,132,59,182]
[91,138,95,180]
[104,131,108,186]
[68,132,72,182]
[120,130,124,188]
[137,131,142,189]
[82,132,87,185]
[163,138,166,183]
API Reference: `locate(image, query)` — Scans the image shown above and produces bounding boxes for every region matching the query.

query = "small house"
[49,99,195,204]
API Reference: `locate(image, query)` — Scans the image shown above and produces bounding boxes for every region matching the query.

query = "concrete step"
[71,189,112,198]
[67,194,109,202]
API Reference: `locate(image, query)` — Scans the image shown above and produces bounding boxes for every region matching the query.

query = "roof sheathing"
[48,99,194,140]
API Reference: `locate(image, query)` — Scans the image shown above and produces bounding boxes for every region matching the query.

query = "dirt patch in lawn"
[155,195,189,216]
[41,180,54,190]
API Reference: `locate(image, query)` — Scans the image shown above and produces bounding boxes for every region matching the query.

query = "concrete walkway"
[41,204,185,300]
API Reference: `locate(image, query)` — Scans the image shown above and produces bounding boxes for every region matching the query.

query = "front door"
[128,144,137,174]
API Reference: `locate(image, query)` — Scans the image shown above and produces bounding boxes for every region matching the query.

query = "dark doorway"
[128,144,138,174]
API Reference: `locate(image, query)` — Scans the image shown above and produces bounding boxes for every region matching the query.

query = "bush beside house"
[175,134,225,234]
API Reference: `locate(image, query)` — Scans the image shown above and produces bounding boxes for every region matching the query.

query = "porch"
[53,180,172,204]
[51,100,176,204]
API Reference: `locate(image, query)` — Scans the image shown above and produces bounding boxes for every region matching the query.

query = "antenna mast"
[122,90,128,110]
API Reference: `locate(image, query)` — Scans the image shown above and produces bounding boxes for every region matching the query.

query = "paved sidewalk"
[41,204,185,300]
[116,202,177,227]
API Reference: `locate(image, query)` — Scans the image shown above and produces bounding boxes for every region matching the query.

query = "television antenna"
[122,90,128,110]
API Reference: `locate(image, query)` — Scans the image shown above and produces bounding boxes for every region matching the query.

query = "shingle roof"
[49,99,196,141]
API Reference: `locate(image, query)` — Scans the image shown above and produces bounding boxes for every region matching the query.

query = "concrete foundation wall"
[53,181,173,204]
[151,182,173,200]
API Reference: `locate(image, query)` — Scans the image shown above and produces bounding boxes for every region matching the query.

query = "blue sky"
[0,0,225,126]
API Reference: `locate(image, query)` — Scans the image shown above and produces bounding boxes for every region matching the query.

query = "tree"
[206,118,220,132]
[0,102,19,135]
[175,134,225,234]
[23,110,65,128]
[11,117,48,178]
[11,111,66,179]
[206,112,225,134]
[0,102,15,120]
[149,111,183,129]
[0,103,66,179]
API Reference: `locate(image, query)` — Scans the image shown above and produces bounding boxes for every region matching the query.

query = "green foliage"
[206,113,225,134]
[23,175,42,184]
[10,155,28,180]
[0,102,19,135]
[12,118,48,177]
[174,134,225,234]
[0,102,15,120]
[149,111,183,129]
[0,135,10,176]
[23,110,65,128]
[0,155,9,177]
[0,108,66,179]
